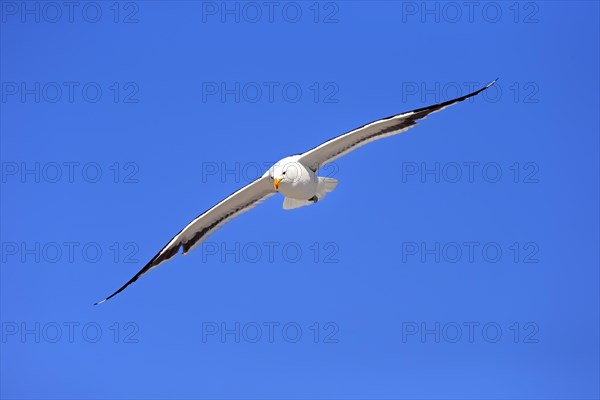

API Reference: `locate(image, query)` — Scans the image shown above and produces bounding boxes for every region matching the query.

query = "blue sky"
[1,1,599,399]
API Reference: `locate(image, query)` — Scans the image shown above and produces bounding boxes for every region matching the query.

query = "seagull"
[95,79,497,304]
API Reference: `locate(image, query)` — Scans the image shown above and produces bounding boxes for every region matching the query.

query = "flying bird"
[95,79,497,304]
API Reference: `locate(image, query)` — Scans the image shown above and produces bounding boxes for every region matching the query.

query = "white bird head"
[269,158,303,191]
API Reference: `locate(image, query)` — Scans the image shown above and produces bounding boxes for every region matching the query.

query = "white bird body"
[95,79,498,304]
[265,155,318,200]
[264,155,337,209]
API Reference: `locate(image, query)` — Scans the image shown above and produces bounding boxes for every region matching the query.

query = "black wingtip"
[93,273,143,305]
[93,295,113,306]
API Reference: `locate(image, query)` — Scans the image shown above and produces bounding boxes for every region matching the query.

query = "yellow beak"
[274,178,282,190]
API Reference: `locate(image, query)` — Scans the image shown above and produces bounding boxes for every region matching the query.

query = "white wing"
[95,176,275,304]
[298,79,497,171]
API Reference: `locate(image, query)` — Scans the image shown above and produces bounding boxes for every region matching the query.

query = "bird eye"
[282,171,286,175]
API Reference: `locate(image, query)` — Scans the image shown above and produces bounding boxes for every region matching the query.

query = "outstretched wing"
[298,79,498,171]
[95,176,275,304]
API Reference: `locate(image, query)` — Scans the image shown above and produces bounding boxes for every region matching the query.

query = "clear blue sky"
[1,1,599,399]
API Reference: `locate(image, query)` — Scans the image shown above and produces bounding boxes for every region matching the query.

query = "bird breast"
[279,161,318,200]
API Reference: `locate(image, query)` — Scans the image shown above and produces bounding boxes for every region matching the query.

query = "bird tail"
[283,197,313,210]
[317,177,339,199]
[281,178,339,210]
